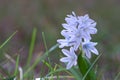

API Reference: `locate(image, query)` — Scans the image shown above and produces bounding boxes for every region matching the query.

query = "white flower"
[82,41,99,58]
[60,47,77,69]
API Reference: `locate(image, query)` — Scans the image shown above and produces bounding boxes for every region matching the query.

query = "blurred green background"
[0,0,120,79]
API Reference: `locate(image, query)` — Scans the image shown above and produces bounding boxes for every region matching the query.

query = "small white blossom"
[82,41,99,58]
[60,47,77,69]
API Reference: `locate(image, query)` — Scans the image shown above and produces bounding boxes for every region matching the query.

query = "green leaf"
[82,53,102,80]
[77,52,96,80]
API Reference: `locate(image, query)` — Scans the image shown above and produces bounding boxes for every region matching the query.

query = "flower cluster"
[57,12,99,69]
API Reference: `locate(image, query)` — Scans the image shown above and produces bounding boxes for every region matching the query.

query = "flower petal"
[62,49,71,57]
[57,39,69,48]
[88,27,97,34]
[90,47,99,55]
[66,60,74,69]
[85,49,91,58]
[69,47,77,56]
[60,57,70,62]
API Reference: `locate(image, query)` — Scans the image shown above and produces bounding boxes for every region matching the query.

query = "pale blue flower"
[57,12,99,70]
[78,14,97,40]
[78,14,96,27]
[60,47,77,69]
[82,41,99,58]
[63,13,97,41]
[57,39,75,48]
[57,30,74,48]
[57,29,77,48]
[65,11,78,26]
[57,12,97,51]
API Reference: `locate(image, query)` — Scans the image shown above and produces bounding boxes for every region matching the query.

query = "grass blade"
[23,44,58,77]
[14,55,20,76]
[70,68,82,80]
[42,32,48,51]
[0,31,17,49]
[46,68,67,77]
[27,28,37,66]
[42,32,52,73]
[114,72,120,80]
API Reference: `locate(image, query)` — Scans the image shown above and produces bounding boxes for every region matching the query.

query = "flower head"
[57,11,99,69]
[57,12,97,51]
[60,47,77,69]
[82,41,99,58]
